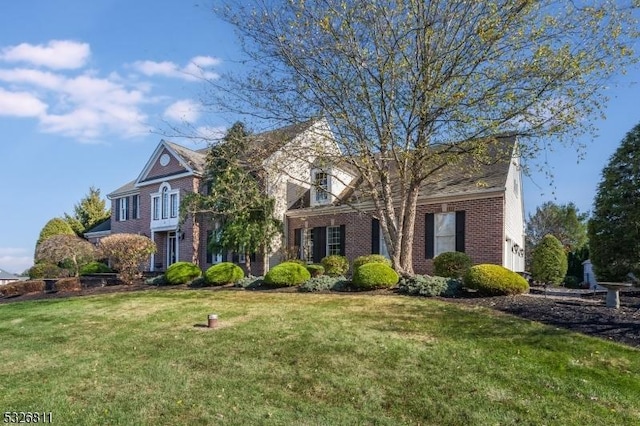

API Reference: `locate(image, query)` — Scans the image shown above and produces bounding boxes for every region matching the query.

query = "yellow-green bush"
[352,263,399,290]
[205,262,244,286]
[264,262,311,287]
[165,262,202,285]
[464,264,529,296]
[352,254,392,270]
[433,251,472,278]
[321,255,349,276]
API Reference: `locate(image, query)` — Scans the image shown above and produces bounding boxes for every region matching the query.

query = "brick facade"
[287,195,504,275]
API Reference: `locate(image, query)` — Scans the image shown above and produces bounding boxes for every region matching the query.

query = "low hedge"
[205,262,244,286]
[321,255,349,276]
[264,262,311,287]
[352,263,399,290]
[55,277,82,292]
[398,275,462,297]
[433,252,472,278]
[28,263,63,279]
[0,280,46,297]
[165,262,202,285]
[352,254,392,270]
[464,264,529,296]
[299,275,348,292]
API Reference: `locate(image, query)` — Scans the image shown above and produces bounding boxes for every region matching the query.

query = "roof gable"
[135,140,206,186]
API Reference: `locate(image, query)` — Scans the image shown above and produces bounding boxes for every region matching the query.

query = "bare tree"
[211,0,638,275]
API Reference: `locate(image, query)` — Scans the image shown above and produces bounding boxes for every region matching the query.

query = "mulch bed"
[2,283,640,348]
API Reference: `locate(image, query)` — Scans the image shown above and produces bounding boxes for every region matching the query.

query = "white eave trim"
[135,172,198,187]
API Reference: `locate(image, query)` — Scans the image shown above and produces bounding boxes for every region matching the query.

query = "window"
[434,212,456,256]
[314,171,329,202]
[118,197,129,221]
[170,193,178,218]
[132,195,140,219]
[206,230,223,264]
[379,226,389,258]
[162,186,169,219]
[327,226,341,255]
[152,197,160,220]
[302,228,314,262]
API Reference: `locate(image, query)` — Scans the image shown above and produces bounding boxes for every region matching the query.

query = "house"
[97,119,525,275]
[0,268,20,285]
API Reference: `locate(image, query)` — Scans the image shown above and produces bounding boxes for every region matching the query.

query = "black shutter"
[232,252,239,263]
[206,231,213,263]
[294,228,302,259]
[425,213,435,259]
[339,224,346,256]
[455,211,466,252]
[313,227,326,263]
[250,252,257,262]
[115,198,120,221]
[125,197,130,220]
[371,218,380,254]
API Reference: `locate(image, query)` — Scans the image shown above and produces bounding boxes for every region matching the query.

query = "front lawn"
[1,290,638,425]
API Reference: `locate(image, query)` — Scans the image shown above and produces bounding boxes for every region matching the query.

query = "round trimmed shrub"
[464,264,529,296]
[80,261,113,275]
[531,234,568,285]
[205,262,244,286]
[352,263,399,290]
[321,255,349,276]
[28,262,63,279]
[352,254,392,270]
[165,262,202,285]
[264,262,311,287]
[433,251,472,278]
[306,264,325,277]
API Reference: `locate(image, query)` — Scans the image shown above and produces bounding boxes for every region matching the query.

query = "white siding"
[503,152,526,272]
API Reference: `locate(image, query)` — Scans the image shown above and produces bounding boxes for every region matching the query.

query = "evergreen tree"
[588,122,640,281]
[64,186,110,236]
[36,218,75,249]
[531,234,568,286]
[181,122,282,274]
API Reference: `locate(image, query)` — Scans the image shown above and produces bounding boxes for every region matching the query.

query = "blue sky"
[0,1,638,274]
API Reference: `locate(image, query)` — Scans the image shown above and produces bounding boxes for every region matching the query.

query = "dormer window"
[313,170,329,204]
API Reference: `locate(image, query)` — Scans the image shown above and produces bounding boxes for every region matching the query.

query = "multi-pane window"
[118,197,128,221]
[153,197,160,220]
[302,228,314,262]
[132,195,140,219]
[162,186,169,219]
[379,225,389,258]
[314,171,328,202]
[170,193,178,218]
[327,226,341,255]
[435,212,456,256]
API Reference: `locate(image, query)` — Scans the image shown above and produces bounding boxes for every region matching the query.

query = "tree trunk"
[245,251,252,276]
[398,186,420,277]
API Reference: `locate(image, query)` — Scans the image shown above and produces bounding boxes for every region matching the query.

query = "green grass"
[1,290,639,425]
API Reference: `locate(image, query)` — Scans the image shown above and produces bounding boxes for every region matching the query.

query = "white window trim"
[311,168,331,206]
[434,212,456,257]
[326,226,341,256]
[151,182,180,222]
[119,197,128,221]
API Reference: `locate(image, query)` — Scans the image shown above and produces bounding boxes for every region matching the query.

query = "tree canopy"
[35,234,96,277]
[212,0,638,275]
[181,122,282,274]
[526,202,589,252]
[588,122,640,281]
[531,234,568,285]
[64,186,110,236]
[36,217,75,249]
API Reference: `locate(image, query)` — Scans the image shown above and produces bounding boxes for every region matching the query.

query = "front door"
[167,231,177,266]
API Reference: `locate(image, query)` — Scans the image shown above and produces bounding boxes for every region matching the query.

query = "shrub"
[98,234,156,284]
[398,275,462,297]
[264,262,311,287]
[235,275,265,289]
[306,264,325,277]
[531,234,568,285]
[464,264,529,296]
[36,217,75,247]
[35,234,97,277]
[145,275,168,286]
[321,255,349,276]
[55,277,82,292]
[433,252,472,278]
[299,275,348,292]
[0,280,46,297]
[80,261,113,275]
[563,275,580,288]
[205,262,244,286]
[165,262,202,285]
[28,262,63,279]
[352,263,399,290]
[0,283,19,298]
[352,254,392,270]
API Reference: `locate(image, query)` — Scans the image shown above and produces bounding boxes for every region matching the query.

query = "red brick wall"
[287,196,504,275]
[145,148,188,181]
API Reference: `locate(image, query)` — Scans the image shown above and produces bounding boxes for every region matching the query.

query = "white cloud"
[0,88,47,117]
[0,40,90,70]
[164,99,201,123]
[0,248,33,274]
[132,55,220,81]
